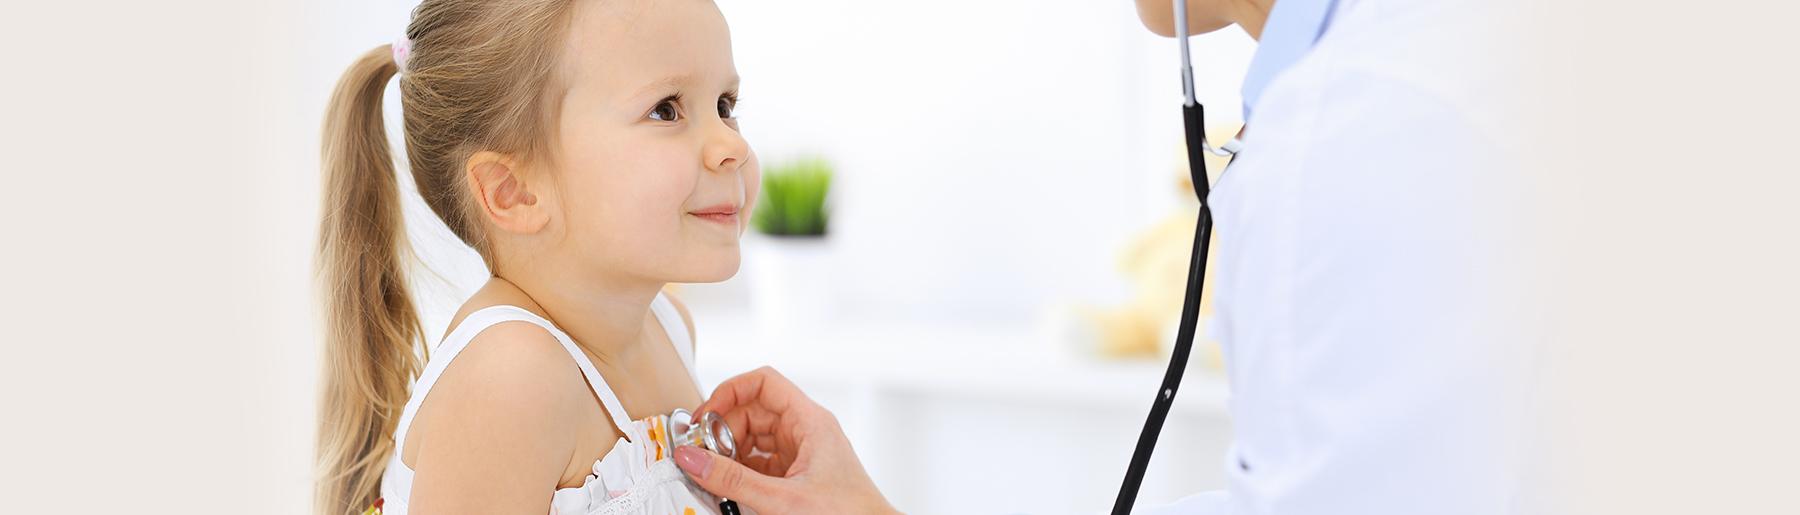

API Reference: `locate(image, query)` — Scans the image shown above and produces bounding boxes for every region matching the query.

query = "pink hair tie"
[392,37,413,74]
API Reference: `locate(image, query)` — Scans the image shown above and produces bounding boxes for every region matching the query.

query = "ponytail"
[314,44,424,515]
[312,1,580,510]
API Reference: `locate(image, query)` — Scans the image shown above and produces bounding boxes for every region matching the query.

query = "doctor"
[674,0,1529,512]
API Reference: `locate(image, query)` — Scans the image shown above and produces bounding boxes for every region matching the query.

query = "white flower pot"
[746,235,836,336]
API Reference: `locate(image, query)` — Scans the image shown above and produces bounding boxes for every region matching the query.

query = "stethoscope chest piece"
[667,408,737,460]
[667,409,742,514]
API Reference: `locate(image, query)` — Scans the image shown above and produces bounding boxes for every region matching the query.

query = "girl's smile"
[688,202,741,227]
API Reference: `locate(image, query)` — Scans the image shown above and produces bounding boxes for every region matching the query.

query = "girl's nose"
[703,119,750,174]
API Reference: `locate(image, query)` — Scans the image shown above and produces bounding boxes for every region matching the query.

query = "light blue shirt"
[1240,0,1340,119]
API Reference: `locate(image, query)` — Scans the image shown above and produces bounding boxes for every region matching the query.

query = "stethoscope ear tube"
[1183,104,1213,200]
[1110,102,1216,515]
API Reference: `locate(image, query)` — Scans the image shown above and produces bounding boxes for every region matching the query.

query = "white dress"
[377,293,725,515]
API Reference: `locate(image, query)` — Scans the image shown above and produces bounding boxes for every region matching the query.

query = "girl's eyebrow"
[630,74,742,100]
[631,75,688,99]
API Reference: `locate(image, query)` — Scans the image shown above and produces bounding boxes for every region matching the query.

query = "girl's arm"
[406,322,590,514]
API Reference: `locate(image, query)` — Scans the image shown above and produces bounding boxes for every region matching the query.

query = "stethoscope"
[666,408,743,514]
[1111,0,1240,512]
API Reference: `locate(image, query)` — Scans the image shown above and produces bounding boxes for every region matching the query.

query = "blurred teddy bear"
[1083,123,1240,367]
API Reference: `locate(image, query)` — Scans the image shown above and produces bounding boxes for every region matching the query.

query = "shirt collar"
[1240,0,1340,119]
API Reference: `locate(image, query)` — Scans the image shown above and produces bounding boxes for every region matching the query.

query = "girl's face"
[547,0,758,284]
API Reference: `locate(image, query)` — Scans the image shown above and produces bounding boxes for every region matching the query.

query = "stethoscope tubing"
[1109,1,1231,512]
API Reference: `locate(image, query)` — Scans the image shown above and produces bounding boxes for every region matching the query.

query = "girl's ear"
[465,151,550,235]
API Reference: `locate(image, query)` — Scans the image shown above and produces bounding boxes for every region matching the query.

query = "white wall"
[715,0,1254,318]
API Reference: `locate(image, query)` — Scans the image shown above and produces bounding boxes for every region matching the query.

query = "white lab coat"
[1152,0,1533,512]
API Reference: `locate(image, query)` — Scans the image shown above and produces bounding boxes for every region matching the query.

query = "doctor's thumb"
[676,445,789,511]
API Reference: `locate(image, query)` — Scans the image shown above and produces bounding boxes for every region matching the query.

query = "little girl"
[314,0,758,513]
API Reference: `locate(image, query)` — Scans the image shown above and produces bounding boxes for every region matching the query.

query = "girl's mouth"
[688,204,740,225]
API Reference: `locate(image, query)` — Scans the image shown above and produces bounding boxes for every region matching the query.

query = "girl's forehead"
[562,0,736,96]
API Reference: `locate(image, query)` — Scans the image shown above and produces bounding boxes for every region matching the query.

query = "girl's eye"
[649,99,680,122]
[718,95,737,119]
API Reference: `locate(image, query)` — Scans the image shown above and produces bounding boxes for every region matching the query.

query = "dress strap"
[649,292,699,385]
[393,305,635,452]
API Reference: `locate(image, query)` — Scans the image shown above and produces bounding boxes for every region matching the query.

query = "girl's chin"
[673,253,742,284]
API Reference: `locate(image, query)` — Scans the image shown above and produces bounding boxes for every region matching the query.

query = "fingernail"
[675,445,711,479]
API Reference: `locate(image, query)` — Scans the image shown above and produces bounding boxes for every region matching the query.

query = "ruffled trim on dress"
[550,415,721,515]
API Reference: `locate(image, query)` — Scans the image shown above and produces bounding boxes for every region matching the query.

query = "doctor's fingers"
[740,431,800,471]
[736,430,783,458]
[722,415,803,472]
[736,447,796,478]
[716,402,785,437]
[708,393,823,454]
[675,446,800,514]
[720,407,814,468]
[696,366,817,420]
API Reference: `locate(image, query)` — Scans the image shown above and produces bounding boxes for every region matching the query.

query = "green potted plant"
[751,157,832,237]
[747,157,836,332]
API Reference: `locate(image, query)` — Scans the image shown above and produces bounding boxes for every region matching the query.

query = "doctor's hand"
[673,366,899,515]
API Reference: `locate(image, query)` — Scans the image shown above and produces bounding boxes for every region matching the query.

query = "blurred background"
[5,0,1798,514]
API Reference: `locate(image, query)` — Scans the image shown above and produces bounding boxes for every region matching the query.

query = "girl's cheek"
[742,179,760,223]
[742,154,761,213]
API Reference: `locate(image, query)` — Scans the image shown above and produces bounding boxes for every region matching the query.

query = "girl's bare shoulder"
[403,319,592,510]
[424,279,587,442]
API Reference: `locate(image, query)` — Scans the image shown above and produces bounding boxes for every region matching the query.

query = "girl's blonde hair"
[314,1,574,513]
